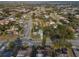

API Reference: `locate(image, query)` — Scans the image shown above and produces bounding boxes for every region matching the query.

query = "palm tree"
[55,25,74,47]
[43,23,75,48]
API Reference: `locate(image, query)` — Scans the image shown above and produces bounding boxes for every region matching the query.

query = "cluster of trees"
[0,7,24,37]
[0,21,23,36]
[31,6,79,48]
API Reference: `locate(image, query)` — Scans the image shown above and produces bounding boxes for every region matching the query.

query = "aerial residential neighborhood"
[0,1,79,57]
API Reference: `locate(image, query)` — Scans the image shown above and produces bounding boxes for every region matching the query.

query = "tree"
[43,23,75,48]
[8,41,15,50]
[55,25,75,47]
[15,12,23,18]
[30,6,78,48]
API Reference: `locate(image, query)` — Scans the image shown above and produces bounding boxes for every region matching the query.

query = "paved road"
[21,15,33,46]
[23,18,32,40]
[0,41,9,51]
[68,38,79,57]
[72,47,79,57]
